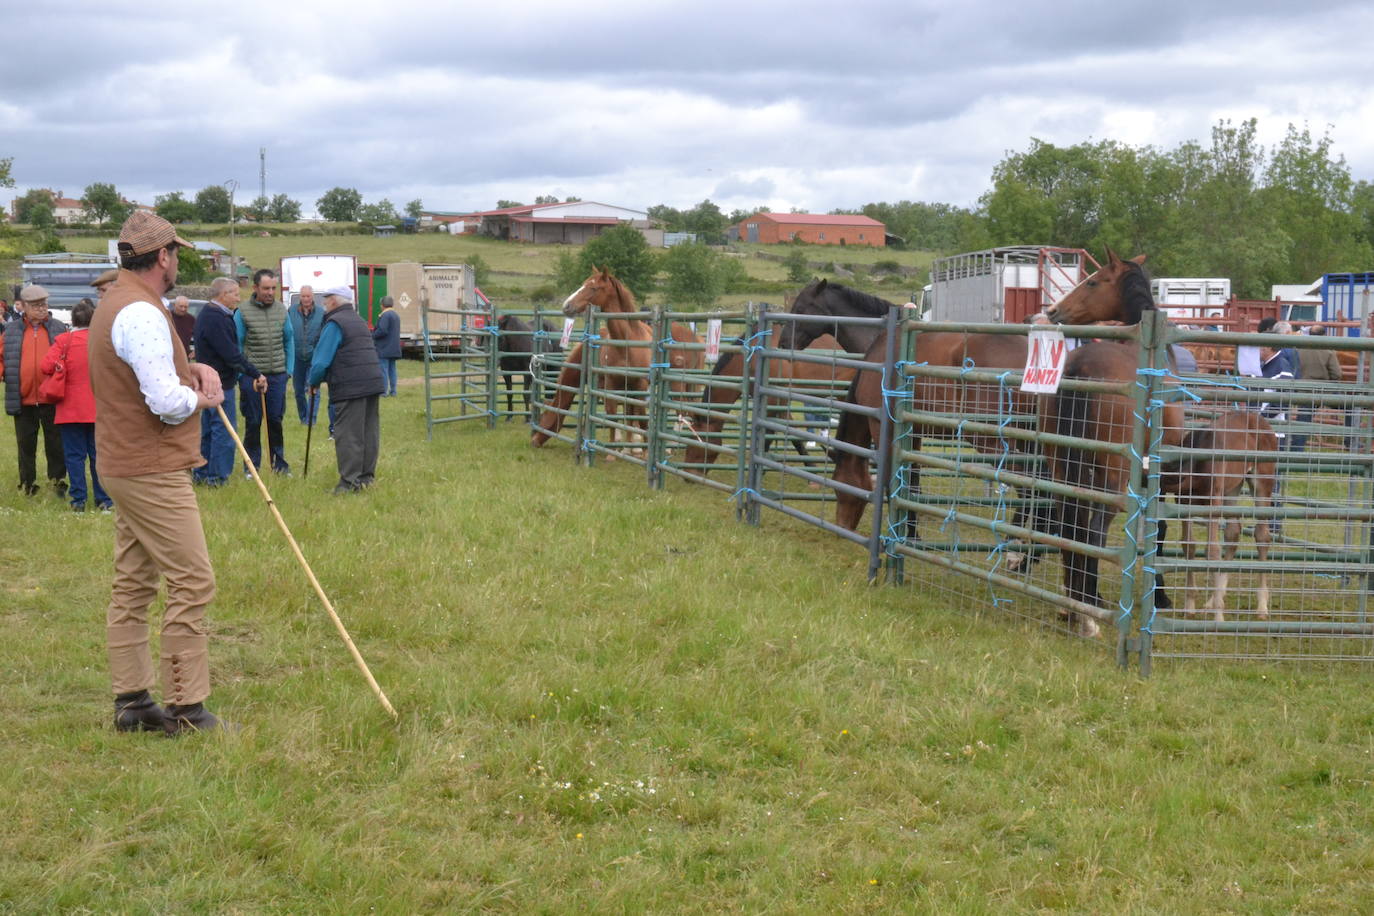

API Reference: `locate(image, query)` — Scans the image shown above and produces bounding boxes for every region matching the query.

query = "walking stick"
[216,404,398,721]
[303,388,318,479]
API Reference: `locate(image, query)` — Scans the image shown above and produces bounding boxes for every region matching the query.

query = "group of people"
[2,210,396,735]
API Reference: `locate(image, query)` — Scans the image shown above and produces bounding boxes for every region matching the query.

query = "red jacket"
[40,328,96,424]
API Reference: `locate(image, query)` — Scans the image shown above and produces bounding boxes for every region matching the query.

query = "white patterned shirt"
[110,300,198,424]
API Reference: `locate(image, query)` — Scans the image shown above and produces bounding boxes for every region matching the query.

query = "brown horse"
[682,329,857,473]
[530,268,702,454]
[1039,249,1185,636]
[832,331,1034,533]
[1159,411,1277,620]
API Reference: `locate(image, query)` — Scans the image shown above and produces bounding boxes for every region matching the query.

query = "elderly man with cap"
[1,284,70,496]
[287,284,325,424]
[307,285,384,494]
[91,268,119,303]
[88,210,230,735]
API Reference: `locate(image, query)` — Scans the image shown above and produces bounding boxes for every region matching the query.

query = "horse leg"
[1153,518,1173,610]
[531,344,583,447]
[503,372,515,420]
[1205,514,1227,622]
[1253,503,1271,620]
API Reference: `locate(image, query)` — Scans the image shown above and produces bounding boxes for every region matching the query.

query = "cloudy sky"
[4,1,1374,218]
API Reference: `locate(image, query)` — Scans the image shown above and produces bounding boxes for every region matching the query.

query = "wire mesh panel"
[886,320,1148,645]
[422,301,497,438]
[489,306,565,426]
[1144,327,1374,665]
[670,308,757,501]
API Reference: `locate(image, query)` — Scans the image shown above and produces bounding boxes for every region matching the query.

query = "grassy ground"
[2,360,1373,912]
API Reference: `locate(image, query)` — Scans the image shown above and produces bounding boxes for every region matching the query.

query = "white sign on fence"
[560,317,576,349]
[705,319,722,364]
[1021,329,1068,393]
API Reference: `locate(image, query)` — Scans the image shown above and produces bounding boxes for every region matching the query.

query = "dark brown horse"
[530,268,702,455]
[1038,249,1185,636]
[1159,411,1277,620]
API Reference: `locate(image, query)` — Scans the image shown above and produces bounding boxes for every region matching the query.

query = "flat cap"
[91,269,119,288]
[19,285,49,302]
[320,285,354,303]
[117,210,191,258]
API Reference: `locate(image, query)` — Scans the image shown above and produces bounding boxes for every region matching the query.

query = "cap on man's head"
[117,210,192,258]
[91,269,119,289]
[19,285,49,302]
[321,285,354,303]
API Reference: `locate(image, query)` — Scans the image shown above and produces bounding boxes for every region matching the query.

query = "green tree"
[683,199,727,242]
[0,156,12,189]
[660,242,725,309]
[404,198,424,218]
[579,224,656,300]
[269,194,301,223]
[177,246,209,283]
[38,231,64,253]
[534,194,560,205]
[495,199,523,209]
[244,195,271,222]
[357,198,399,224]
[14,188,54,224]
[81,182,128,224]
[316,187,362,222]
[552,249,585,296]
[783,247,810,283]
[195,185,232,223]
[1262,123,1372,281]
[648,204,685,231]
[467,253,490,289]
[154,191,198,223]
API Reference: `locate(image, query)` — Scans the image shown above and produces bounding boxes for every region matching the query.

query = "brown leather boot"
[114,689,166,733]
[163,702,234,736]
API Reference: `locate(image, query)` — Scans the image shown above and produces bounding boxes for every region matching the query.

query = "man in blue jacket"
[193,277,263,486]
[309,286,385,494]
[371,296,401,396]
[287,285,325,423]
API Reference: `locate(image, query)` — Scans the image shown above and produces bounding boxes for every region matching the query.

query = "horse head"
[1046,248,1153,326]
[562,267,628,317]
[782,278,895,354]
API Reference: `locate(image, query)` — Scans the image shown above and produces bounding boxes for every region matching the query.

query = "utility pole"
[260,148,267,202]
[225,178,238,282]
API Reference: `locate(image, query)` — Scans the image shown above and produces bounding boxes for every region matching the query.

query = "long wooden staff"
[216,404,398,720]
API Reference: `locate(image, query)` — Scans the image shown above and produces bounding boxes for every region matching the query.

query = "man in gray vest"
[307,286,384,494]
[234,269,295,476]
[288,284,325,424]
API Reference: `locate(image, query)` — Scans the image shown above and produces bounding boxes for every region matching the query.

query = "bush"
[38,234,65,254]
[467,253,490,289]
[874,259,902,273]
[783,248,810,283]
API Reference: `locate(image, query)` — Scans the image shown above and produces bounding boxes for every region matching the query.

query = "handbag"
[39,336,68,404]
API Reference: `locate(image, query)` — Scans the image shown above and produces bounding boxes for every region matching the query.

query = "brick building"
[732,212,886,247]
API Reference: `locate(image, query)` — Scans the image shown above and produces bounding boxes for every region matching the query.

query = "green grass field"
[2,361,1373,912]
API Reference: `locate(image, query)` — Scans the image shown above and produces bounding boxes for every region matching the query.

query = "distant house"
[732,212,886,247]
[373,225,396,238]
[9,189,86,224]
[459,201,651,244]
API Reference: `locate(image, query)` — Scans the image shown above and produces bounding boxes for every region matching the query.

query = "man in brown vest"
[88,210,230,735]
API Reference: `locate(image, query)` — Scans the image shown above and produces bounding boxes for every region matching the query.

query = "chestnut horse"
[1039,249,1185,636]
[530,268,702,454]
[1159,410,1277,620]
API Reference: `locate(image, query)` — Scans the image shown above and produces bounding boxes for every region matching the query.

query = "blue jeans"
[293,357,322,423]
[194,392,237,485]
[379,357,398,396]
[59,422,109,507]
[239,372,290,473]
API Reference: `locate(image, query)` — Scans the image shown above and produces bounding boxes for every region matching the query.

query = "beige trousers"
[102,470,216,706]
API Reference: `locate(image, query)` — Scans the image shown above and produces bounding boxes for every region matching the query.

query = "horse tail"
[829,371,872,463]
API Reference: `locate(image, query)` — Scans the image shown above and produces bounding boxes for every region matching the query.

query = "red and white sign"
[705,319,722,364]
[1021,329,1068,393]
[560,317,575,348]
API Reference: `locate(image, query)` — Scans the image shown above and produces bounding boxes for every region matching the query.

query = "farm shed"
[466,201,650,244]
[732,212,886,247]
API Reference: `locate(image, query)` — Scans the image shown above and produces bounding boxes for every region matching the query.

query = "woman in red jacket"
[41,299,111,511]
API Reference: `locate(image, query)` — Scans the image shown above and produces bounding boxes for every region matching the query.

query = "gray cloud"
[4,1,1374,217]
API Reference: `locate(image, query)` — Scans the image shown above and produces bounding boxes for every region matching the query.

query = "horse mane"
[1120,260,1155,324]
[607,273,637,312]
[796,280,896,318]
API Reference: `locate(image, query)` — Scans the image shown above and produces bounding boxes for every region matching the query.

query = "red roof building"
[732,212,885,247]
